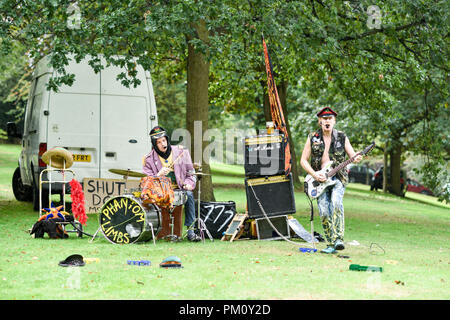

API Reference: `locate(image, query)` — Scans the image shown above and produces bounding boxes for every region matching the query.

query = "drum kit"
[91,166,211,245]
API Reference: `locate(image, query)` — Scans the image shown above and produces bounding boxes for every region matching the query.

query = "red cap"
[316,107,337,117]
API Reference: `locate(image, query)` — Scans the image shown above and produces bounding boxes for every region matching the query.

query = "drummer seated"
[143,126,201,242]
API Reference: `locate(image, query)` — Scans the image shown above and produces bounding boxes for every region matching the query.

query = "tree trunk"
[383,143,388,193]
[365,163,370,185]
[389,142,403,196]
[261,81,271,122]
[277,80,301,186]
[186,20,215,201]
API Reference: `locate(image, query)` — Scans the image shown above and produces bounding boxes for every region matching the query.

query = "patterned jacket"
[308,128,349,185]
[143,145,197,190]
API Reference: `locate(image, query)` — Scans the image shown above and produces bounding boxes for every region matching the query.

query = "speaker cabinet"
[196,201,237,239]
[255,215,290,240]
[244,134,286,177]
[245,174,296,219]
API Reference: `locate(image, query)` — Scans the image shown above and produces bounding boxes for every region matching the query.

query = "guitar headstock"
[362,142,376,155]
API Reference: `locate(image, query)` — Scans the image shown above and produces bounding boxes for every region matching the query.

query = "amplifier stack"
[243,131,295,240]
[244,134,285,177]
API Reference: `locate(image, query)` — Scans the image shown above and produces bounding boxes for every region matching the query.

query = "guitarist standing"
[300,107,362,254]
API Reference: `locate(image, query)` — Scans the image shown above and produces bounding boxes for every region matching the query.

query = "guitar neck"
[325,142,375,178]
[327,153,360,178]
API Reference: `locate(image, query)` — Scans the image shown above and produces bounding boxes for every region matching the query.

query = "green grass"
[0,143,449,300]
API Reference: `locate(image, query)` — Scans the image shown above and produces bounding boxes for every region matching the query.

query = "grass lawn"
[0,144,449,300]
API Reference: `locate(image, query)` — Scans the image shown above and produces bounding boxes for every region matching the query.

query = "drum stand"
[184,166,213,242]
[89,227,101,243]
[163,207,182,242]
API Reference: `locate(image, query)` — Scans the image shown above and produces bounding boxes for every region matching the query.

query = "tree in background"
[0,40,30,138]
[1,0,448,202]
[0,0,238,201]
[275,0,448,199]
[203,0,448,198]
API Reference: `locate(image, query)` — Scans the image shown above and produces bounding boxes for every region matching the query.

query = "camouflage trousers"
[317,178,345,246]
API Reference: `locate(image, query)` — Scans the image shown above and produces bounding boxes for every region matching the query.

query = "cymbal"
[109,168,147,178]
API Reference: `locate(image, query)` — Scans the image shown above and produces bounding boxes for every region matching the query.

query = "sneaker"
[187,231,201,242]
[334,240,345,251]
[320,246,337,254]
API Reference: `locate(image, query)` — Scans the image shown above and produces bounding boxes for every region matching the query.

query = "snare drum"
[173,189,188,207]
[99,195,161,244]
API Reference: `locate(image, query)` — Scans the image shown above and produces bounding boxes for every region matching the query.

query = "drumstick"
[169,150,185,169]
[158,150,186,176]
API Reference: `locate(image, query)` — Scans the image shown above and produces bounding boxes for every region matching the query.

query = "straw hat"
[42,147,74,169]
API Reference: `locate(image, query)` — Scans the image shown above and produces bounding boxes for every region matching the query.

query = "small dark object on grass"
[58,254,85,267]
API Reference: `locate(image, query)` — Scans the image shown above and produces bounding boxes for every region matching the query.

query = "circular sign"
[99,196,148,244]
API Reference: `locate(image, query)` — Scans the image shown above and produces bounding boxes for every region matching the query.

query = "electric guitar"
[304,142,375,199]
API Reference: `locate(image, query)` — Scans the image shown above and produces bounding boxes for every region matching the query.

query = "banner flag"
[262,36,292,176]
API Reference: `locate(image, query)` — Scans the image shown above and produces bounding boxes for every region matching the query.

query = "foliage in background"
[0,40,30,131]
[0,0,448,201]
[152,77,186,141]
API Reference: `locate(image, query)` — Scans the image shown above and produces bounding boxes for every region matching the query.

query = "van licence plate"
[73,154,91,162]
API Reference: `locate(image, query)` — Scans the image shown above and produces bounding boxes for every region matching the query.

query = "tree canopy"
[1,0,448,201]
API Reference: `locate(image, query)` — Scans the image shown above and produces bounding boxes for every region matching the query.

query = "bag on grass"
[30,213,74,239]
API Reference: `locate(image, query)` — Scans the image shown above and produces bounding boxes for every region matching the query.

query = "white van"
[8,56,158,210]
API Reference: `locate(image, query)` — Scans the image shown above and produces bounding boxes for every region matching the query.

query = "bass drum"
[99,195,161,244]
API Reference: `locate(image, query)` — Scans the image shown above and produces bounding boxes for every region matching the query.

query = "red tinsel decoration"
[69,179,87,225]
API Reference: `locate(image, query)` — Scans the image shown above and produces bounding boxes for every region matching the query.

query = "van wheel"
[32,174,49,211]
[12,167,33,202]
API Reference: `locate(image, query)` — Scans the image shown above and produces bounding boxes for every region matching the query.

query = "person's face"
[155,137,168,152]
[319,116,335,132]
